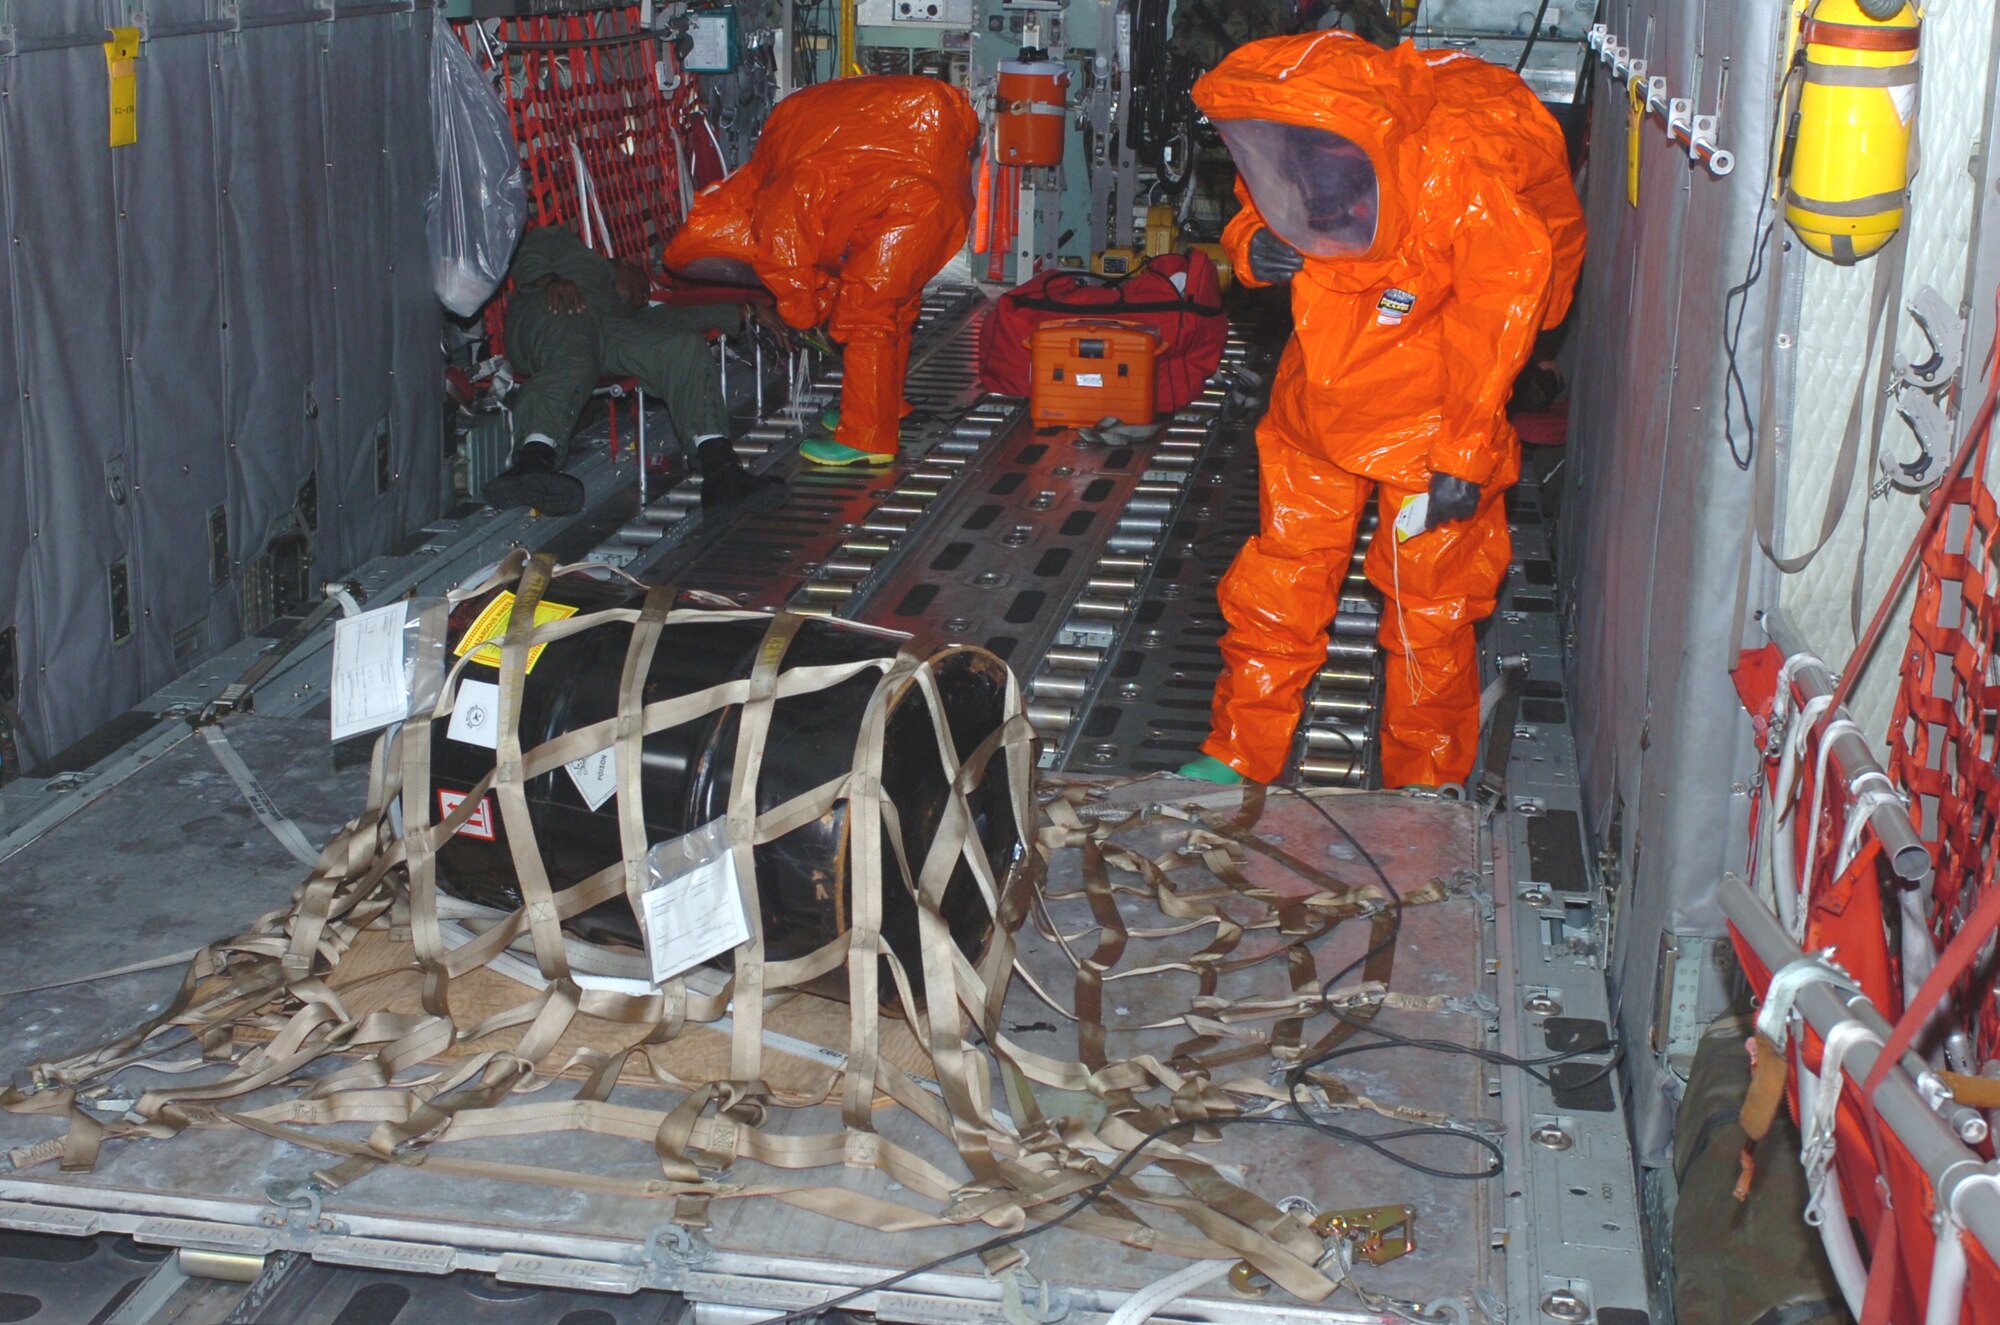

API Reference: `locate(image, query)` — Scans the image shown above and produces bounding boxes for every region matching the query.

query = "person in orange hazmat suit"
[662,75,981,467]
[1177,32,1584,789]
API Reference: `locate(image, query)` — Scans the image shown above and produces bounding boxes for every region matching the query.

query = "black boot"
[483,441,586,516]
[697,437,787,512]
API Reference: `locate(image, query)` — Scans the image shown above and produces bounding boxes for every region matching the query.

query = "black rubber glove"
[1424,471,1482,529]
[1247,227,1305,283]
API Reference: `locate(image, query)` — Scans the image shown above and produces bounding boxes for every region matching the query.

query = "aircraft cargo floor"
[0,292,1649,1325]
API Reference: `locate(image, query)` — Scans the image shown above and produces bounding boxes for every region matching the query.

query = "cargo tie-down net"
[1733,285,2000,1325]
[1,552,1468,1306]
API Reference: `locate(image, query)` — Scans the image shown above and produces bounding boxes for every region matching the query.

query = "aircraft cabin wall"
[1563,0,2000,1168]
[0,1,445,772]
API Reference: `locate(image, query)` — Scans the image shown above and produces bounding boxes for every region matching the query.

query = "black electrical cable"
[790,0,826,87]
[1721,62,1803,472]
[755,1113,1372,1325]
[1283,789,1624,1097]
[1127,0,1199,183]
[750,789,1536,1323]
[1514,0,1555,74]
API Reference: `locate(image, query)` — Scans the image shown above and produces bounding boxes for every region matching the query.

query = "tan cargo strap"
[0,557,1483,1304]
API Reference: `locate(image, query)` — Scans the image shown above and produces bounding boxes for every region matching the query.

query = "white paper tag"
[1394,492,1430,543]
[447,678,502,749]
[565,747,618,811]
[640,850,752,985]
[686,12,732,70]
[329,601,411,742]
[1075,372,1104,388]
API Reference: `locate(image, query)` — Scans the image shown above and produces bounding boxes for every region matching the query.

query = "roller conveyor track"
[1291,515,1383,787]
[571,284,1386,784]
[580,284,999,603]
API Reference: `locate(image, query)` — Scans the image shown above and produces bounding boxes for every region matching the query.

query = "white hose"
[1795,1052,1872,1318]
[1101,1259,1234,1325]
[1923,1215,1967,1325]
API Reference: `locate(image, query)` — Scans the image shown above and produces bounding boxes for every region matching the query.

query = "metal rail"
[1719,872,2000,1257]
[1763,610,1931,882]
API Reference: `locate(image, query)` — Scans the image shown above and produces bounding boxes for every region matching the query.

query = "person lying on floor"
[483,224,787,516]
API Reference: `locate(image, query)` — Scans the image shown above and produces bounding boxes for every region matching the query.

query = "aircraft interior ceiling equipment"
[1,1,1999,1323]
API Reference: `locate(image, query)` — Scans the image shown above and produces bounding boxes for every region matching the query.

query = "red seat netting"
[451,9,702,353]
[1732,311,2000,1322]
[1889,462,2000,1068]
[496,6,696,265]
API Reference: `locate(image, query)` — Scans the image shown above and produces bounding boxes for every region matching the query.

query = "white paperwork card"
[640,850,751,986]
[329,601,410,741]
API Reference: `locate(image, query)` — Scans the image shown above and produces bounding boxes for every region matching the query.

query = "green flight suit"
[505,226,743,464]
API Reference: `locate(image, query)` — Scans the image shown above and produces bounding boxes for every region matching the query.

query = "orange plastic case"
[1027,319,1161,428]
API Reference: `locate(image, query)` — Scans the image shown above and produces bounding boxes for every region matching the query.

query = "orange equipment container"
[1027,319,1161,428]
[997,59,1069,166]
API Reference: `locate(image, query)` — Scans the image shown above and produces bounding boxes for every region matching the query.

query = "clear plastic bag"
[426,14,528,317]
[640,820,751,986]
[328,596,449,743]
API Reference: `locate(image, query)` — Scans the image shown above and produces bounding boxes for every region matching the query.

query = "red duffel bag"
[978,251,1228,416]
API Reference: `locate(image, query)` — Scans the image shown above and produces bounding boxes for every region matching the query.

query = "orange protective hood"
[1193,32,1437,262]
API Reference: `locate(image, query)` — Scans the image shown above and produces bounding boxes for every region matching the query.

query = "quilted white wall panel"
[1777,0,1997,749]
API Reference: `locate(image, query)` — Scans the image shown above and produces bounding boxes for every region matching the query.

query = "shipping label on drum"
[640,849,752,986]
[452,590,578,674]
[437,789,497,841]
[447,679,502,749]
[565,748,618,811]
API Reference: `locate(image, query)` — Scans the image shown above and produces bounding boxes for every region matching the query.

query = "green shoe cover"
[1176,755,1247,785]
[800,437,891,467]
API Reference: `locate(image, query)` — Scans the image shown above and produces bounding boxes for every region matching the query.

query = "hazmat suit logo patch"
[1376,288,1417,325]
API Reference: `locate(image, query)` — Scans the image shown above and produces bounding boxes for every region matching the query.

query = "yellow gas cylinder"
[1144,204,1178,259]
[1785,0,1920,263]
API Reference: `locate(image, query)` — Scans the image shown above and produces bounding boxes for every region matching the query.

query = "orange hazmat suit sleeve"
[1430,181,1554,487]
[664,76,981,456]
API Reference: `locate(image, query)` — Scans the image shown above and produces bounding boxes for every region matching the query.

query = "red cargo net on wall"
[452,8,714,461]
[1890,463,2000,1058]
[1732,283,2000,1325]
[473,6,703,263]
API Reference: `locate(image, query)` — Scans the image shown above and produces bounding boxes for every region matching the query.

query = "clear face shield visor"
[1213,119,1380,259]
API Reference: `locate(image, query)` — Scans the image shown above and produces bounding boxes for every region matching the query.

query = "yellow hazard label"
[1627,76,1644,208]
[452,590,577,674]
[105,29,140,148]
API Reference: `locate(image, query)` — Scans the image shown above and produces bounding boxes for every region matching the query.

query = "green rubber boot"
[1176,755,1247,785]
[801,436,893,467]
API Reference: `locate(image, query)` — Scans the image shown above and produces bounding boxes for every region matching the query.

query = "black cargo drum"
[428,577,1030,1005]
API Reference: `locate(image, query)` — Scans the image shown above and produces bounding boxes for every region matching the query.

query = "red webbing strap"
[1802,18,1921,52]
